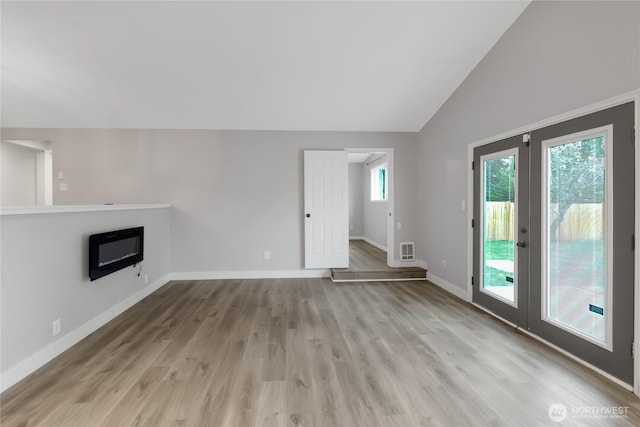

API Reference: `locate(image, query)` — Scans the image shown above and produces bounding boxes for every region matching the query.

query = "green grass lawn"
[484,240,514,287]
[485,240,513,260]
[482,239,604,287]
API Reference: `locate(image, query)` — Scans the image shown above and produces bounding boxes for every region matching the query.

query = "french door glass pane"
[545,135,607,344]
[482,154,516,304]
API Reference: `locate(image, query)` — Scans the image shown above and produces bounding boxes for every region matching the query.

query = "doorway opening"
[346,149,392,262]
[1,140,52,206]
[331,148,425,281]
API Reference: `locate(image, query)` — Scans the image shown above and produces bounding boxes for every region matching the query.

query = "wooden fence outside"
[485,202,603,241]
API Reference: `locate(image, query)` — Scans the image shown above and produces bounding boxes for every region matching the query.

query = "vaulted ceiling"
[1,1,529,132]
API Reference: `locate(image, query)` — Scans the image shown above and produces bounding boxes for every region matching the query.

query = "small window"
[371,164,388,201]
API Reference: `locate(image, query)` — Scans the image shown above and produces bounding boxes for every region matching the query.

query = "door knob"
[516,241,527,248]
[306,213,311,218]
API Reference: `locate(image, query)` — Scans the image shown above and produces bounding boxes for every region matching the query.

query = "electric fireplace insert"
[89,226,143,281]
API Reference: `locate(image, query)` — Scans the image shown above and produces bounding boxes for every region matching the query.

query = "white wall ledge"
[0,204,171,216]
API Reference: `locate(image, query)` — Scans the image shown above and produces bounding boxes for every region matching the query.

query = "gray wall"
[348,163,363,237]
[1,141,38,205]
[362,155,389,249]
[0,129,418,272]
[1,207,171,387]
[416,0,640,292]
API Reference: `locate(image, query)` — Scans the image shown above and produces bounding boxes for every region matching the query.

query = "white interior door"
[304,150,349,269]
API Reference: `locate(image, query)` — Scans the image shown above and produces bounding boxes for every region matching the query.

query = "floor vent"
[400,242,415,261]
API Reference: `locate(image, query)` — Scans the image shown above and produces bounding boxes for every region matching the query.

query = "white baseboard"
[388,258,427,269]
[171,269,331,281]
[360,237,387,252]
[350,236,388,252]
[0,274,170,393]
[426,272,469,301]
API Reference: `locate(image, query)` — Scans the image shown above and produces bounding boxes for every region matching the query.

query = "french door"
[473,102,635,384]
[473,135,529,327]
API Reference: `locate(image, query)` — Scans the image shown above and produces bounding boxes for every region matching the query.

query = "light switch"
[57,171,64,180]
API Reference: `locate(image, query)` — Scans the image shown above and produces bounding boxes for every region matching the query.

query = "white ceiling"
[1,1,529,132]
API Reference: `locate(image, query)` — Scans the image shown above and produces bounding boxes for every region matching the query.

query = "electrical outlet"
[52,319,61,336]
[264,251,271,260]
[442,260,447,268]
[397,222,402,230]
[144,273,149,284]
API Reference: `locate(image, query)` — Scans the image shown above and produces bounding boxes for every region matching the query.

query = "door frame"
[2,139,53,205]
[345,147,395,267]
[466,90,640,395]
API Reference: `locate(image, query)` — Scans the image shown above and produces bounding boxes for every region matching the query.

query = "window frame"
[370,163,388,202]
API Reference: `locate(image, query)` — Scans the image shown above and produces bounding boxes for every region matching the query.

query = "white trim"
[171,269,330,281]
[472,302,633,392]
[3,139,50,151]
[427,272,469,301]
[634,90,640,397]
[349,235,365,240]
[387,257,427,269]
[540,126,614,352]
[370,162,389,201]
[469,91,639,151]
[0,203,172,216]
[387,149,395,266]
[3,139,54,206]
[467,89,639,395]
[359,236,387,253]
[331,277,427,283]
[388,259,421,268]
[478,148,519,308]
[0,274,171,393]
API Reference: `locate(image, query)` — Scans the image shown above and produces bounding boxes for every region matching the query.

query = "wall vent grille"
[400,242,415,261]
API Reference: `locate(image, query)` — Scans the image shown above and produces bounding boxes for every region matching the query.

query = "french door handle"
[516,241,527,248]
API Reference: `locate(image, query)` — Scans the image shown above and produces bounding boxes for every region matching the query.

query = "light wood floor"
[2,278,639,426]
[348,239,393,271]
[332,240,426,281]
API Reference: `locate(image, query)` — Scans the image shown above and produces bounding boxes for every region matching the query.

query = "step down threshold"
[330,267,427,282]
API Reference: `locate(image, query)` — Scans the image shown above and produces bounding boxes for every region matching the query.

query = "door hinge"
[632,341,635,358]
[472,161,475,170]
[633,127,636,143]
[471,276,474,286]
[471,218,475,228]
[523,133,531,147]
[632,234,635,251]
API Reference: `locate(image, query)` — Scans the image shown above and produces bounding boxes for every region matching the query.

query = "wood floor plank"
[285,328,315,424]
[3,278,640,427]
[255,381,287,427]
